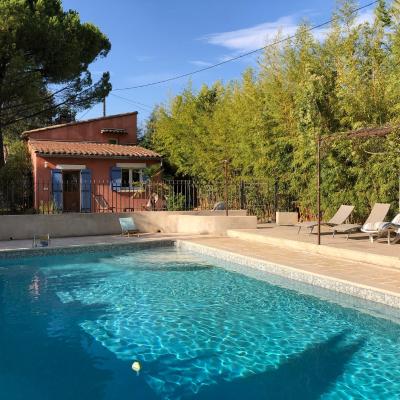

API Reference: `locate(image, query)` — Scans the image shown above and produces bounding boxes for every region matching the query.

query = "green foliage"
[0,139,31,184]
[0,0,112,166]
[166,193,186,211]
[142,164,162,181]
[0,139,33,213]
[38,200,58,214]
[149,1,400,222]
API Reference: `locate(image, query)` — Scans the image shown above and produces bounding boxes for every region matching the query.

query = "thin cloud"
[135,55,154,62]
[354,8,375,25]
[201,9,375,53]
[125,72,176,85]
[189,60,213,67]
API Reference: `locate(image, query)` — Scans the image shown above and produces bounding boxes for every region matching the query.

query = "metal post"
[223,159,229,216]
[317,132,321,245]
[274,180,278,222]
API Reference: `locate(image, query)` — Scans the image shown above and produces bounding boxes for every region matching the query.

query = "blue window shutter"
[51,169,63,212]
[110,167,121,192]
[80,169,92,212]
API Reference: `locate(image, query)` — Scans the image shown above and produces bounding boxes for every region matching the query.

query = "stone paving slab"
[0,233,200,252]
[227,225,400,269]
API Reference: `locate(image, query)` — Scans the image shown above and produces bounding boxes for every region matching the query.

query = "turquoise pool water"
[0,246,400,399]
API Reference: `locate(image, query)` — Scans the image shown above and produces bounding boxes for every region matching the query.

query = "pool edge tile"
[0,239,175,259]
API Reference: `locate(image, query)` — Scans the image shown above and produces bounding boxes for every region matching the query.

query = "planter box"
[276,211,298,226]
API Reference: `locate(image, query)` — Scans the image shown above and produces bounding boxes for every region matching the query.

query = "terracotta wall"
[32,153,158,182]
[31,152,159,212]
[27,113,138,145]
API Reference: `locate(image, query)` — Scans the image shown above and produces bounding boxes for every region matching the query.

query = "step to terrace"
[227,227,400,270]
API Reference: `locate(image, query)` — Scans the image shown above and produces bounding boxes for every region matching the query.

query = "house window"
[108,139,118,144]
[121,168,142,188]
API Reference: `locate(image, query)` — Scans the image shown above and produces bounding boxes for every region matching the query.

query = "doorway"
[63,171,80,212]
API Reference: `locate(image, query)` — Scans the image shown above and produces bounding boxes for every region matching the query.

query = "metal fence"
[0,179,297,221]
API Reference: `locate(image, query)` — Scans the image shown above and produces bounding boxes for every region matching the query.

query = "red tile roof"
[29,140,161,159]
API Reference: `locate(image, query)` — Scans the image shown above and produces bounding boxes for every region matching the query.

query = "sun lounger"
[370,213,400,244]
[296,205,354,234]
[383,225,400,245]
[332,203,390,239]
[119,217,140,237]
[212,201,226,211]
[94,194,115,212]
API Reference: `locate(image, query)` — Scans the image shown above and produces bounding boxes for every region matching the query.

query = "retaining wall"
[0,210,253,240]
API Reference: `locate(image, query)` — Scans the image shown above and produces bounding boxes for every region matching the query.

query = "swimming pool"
[1,245,399,399]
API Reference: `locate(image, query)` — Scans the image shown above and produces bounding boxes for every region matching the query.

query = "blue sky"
[62,0,376,128]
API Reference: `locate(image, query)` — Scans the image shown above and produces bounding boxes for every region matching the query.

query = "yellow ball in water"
[132,361,141,375]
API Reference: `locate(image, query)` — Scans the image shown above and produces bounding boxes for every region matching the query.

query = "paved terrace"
[227,225,400,269]
[183,235,400,298]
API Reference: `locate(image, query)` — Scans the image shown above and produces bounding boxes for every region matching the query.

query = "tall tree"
[0,0,112,167]
[150,0,400,219]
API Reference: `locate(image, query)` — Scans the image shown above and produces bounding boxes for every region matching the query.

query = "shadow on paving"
[191,331,365,400]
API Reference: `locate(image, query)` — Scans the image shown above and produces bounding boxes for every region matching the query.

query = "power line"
[110,93,154,111]
[1,84,101,128]
[1,85,70,113]
[112,0,379,91]
[76,105,94,121]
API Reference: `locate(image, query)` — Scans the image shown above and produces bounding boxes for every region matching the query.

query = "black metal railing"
[0,179,297,221]
[0,180,34,215]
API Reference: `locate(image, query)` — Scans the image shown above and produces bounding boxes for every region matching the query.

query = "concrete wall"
[0,210,252,240]
[133,210,251,235]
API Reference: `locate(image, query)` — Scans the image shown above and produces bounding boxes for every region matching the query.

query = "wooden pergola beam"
[345,125,394,139]
[322,125,396,144]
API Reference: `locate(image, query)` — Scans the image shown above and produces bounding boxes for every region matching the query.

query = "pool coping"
[0,238,176,259]
[176,240,400,310]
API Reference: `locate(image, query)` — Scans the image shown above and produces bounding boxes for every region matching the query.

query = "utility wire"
[110,93,153,111]
[1,84,100,128]
[76,105,95,121]
[1,85,70,112]
[112,0,379,91]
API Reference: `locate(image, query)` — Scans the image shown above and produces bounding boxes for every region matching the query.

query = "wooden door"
[63,171,80,212]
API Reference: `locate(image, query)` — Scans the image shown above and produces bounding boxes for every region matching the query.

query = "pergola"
[316,125,398,245]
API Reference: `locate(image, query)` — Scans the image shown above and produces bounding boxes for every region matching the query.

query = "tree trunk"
[0,60,8,168]
[0,124,4,168]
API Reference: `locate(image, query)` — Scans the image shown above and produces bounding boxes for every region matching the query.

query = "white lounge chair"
[296,205,354,234]
[332,203,390,240]
[372,213,400,244]
[119,217,140,237]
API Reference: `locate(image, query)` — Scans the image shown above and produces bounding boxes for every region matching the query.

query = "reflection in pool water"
[0,247,399,399]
